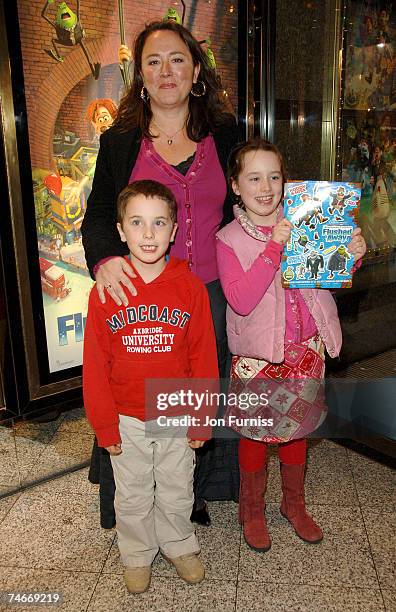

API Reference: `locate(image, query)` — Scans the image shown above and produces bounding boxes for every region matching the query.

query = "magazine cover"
[281,181,361,288]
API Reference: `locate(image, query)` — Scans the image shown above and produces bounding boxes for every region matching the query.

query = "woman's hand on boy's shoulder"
[96,257,137,306]
[348,227,367,262]
[105,443,122,455]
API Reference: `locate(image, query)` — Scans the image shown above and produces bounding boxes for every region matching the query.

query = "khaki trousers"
[110,415,200,568]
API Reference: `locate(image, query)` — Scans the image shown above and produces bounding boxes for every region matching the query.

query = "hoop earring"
[190,81,206,97]
[140,86,150,103]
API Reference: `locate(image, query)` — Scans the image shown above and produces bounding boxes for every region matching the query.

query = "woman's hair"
[228,137,286,183]
[114,20,233,140]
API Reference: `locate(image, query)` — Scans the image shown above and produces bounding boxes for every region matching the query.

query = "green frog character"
[327,245,351,278]
[41,1,100,79]
[204,38,216,69]
[163,8,182,24]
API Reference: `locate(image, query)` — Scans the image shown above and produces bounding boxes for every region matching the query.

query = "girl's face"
[231,149,283,226]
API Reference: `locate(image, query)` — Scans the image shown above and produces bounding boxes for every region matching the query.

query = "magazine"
[281,181,361,288]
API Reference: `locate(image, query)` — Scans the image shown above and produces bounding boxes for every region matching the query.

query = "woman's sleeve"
[216,238,283,315]
[81,132,128,278]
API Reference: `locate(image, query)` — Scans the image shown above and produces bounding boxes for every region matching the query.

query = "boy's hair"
[117,180,177,224]
[228,137,286,184]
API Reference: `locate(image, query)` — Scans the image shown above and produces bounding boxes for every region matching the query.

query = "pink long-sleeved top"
[129,135,226,284]
[216,225,317,344]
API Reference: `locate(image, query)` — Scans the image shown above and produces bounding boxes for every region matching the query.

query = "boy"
[83,180,218,594]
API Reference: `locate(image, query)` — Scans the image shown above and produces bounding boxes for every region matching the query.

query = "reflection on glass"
[341,0,396,253]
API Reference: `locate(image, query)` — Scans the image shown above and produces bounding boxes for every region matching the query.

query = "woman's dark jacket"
[81,118,241,278]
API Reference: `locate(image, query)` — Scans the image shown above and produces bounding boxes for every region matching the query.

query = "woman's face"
[141,30,200,112]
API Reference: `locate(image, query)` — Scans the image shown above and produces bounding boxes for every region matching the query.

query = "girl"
[216,138,366,552]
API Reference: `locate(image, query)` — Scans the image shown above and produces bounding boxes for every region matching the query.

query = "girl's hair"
[228,138,286,183]
[114,20,233,140]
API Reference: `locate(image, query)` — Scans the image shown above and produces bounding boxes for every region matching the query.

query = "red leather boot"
[280,463,323,543]
[239,465,271,552]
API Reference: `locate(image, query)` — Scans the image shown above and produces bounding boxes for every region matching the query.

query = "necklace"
[152,121,185,145]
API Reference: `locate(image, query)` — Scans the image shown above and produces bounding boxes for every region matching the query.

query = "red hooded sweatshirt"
[83,257,219,447]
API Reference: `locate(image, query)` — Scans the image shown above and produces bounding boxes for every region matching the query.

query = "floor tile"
[14,418,63,439]
[22,467,98,498]
[0,427,21,488]
[204,500,240,530]
[13,432,58,483]
[21,432,94,486]
[0,567,98,611]
[236,582,385,611]
[348,449,396,511]
[0,490,114,572]
[173,579,236,611]
[361,507,396,591]
[304,445,358,507]
[87,574,175,611]
[57,407,93,435]
[0,493,20,522]
[195,526,241,580]
[238,504,378,587]
[382,589,396,611]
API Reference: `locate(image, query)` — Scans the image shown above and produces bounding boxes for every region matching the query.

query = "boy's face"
[117,195,177,266]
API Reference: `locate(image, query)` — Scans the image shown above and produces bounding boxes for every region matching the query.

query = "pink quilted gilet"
[216,219,342,363]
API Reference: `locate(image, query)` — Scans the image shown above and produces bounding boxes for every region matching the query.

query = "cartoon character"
[163,8,182,23]
[306,251,324,279]
[296,233,311,252]
[328,186,354,219]
[296,263,306,279]
[41,1,100,79]
[327,245,351,278]
[296,193,328,230]
[85,98,118,139]
[203,38,216,69]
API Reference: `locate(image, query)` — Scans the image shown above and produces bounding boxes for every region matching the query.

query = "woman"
[82,20,240,528]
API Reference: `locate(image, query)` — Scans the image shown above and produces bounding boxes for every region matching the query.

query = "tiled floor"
[0,408,92,494]
[0,437,394,611]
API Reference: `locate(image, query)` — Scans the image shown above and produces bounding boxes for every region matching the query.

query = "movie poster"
[16,0,238,372]
[341,0,396,251]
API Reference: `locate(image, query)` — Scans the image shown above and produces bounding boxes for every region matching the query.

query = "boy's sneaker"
[164,553,205,584]
[124,566,151,594]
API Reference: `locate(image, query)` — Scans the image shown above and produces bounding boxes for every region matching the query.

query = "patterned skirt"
[225,335,326,443]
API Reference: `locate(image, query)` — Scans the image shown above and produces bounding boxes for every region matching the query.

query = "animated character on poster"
[41,0,100,79]
[306,251,324,280]
[163,7,182,23]
[86,99,118,141]
[327,245,351,279]
[295,193,328,230]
